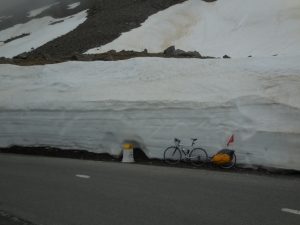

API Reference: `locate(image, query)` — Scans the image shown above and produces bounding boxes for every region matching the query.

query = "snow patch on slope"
[68,2,81,10]
[0,16,13,23]
[0,56,299,170]
[0,10,87,58]
[87,0,300,58]
[27,2,59,18]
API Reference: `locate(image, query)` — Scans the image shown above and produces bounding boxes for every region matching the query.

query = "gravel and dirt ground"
[0,48,214,66]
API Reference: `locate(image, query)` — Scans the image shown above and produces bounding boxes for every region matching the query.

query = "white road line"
[281,208,300,215]
[76,174,90,179]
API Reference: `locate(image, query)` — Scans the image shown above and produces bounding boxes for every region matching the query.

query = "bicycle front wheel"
[190,148,208,166]
[164,147,181,165]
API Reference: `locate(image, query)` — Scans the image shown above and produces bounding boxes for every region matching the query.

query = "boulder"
[223,54,231,59]
[163,46,176,56]
[14,52,29,59]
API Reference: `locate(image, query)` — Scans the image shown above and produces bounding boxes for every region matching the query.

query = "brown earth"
[0,48,215,66]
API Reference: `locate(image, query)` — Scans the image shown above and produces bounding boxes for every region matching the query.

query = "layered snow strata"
[0,56,300,170]
[0,10,87,58]
[87,0,300,58]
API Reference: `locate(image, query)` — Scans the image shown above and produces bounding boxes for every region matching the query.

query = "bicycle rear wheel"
[164,147,181,165]
[219,152,236,169]
[190,148,208,166]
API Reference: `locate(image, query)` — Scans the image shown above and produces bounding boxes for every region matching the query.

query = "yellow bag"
[211,153,231,165]
[212,149,235,165]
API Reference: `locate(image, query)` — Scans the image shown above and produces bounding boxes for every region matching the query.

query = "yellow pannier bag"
[211,153,231,165]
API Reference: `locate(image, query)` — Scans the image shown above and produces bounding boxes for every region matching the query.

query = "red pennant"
[226,134,234,147]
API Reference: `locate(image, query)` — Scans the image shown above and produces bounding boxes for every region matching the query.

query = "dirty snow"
[87,0,300,58]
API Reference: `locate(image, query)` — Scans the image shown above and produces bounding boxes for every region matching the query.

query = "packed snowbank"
[0,10,87,58]
[0,56,299,170]
[87,0,300,58]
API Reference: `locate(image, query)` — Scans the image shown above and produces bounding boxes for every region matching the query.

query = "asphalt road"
[0,154,299,225]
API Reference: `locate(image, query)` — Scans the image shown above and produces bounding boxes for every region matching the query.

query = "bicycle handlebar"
[174,138,198,145]
[174,138,180,144]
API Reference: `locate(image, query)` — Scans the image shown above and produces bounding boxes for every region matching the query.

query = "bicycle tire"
[164,146,181,165]
[219,152,236,169]
[189,148,208,166]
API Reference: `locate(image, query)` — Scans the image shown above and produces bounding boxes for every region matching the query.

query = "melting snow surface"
[87,0,300,58]
[0,56,299,170]
[0,10,88,58]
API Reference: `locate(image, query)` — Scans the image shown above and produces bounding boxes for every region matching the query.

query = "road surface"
[0,154,299,225]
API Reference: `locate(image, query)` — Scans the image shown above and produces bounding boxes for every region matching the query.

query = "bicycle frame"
[164,138,209,166]
[174,139,198,160]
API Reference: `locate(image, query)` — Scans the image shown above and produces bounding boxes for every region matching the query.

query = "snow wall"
[0,57,300,170]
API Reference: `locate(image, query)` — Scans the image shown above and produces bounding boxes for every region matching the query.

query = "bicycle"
[163,138,208,166]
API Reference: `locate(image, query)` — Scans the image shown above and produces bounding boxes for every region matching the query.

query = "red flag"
[226,134,234,147]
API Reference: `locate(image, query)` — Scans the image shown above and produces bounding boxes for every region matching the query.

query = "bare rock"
[174,49,186,56]
[223,54,231,59]
[14,52,29,59]
[163,46,176,56]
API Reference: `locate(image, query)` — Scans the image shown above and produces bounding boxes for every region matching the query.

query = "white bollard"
[122,143,135,163]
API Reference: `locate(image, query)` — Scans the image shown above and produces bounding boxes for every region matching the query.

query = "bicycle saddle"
[191,138,198,141]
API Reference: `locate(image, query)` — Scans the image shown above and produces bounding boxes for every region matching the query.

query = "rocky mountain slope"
[1,0,192,58]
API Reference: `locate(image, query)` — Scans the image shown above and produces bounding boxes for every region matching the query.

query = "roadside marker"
[76,174,90,179]
[281,208,300,215]
[122,143,135,163]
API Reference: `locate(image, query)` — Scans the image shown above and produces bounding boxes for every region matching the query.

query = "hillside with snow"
[0,10,87,58]
[88,0,300,58]
[0,0,185,58]
[0,0,300,170]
